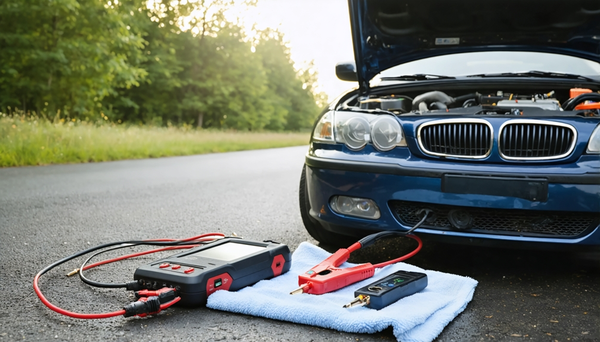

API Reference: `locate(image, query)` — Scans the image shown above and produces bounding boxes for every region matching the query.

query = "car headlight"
[587,124,600,153]
[312,111,334,143]
[340,116,370,150]
[335,112,407,151]
[371,115,405,151]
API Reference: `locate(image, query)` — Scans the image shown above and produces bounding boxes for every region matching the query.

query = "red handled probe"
[290,231,422,295]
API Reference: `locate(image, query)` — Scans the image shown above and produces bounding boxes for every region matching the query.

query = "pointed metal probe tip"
[290,286,304,295]
[343,295,370,308]
[290,283,311,295]
[66,268,80,277]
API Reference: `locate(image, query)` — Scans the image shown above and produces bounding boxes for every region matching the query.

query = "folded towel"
[207,242,477,342]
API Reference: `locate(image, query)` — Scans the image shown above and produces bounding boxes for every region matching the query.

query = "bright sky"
[231,0,357,101]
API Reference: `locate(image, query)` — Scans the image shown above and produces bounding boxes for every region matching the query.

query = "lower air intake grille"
[389,200,598,238]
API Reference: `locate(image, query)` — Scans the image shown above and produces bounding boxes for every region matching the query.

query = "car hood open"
[348,0,600,94]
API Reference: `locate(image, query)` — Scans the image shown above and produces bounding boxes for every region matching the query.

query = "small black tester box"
[134,238,291,306]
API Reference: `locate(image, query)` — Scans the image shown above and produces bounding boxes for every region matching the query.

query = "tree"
[254,29,323,131]
[0,0,146,117]
[0,0,324,131]
[103,0,186,124]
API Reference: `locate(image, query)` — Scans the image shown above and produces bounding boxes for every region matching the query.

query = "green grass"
[0,113,310,167]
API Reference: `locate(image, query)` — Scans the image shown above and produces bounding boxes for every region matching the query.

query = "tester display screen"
[188,242,266,261]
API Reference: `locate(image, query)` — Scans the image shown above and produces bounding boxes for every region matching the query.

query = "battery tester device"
[33,233,293,319]
[134,238,291,306]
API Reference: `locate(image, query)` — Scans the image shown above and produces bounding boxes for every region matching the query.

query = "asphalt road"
[0,146,598,341]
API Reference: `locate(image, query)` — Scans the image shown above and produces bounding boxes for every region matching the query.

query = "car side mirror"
[336,62,357,82]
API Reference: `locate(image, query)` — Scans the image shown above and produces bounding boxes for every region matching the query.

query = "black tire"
[299,164,354,247]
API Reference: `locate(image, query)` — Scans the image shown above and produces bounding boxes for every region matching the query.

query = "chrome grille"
[499,121,576,160]
[418,120,492,158]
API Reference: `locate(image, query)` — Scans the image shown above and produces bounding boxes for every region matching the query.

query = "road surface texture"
[0,146,598,341]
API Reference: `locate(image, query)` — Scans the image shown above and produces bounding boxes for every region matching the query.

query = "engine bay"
[348,88,600,117]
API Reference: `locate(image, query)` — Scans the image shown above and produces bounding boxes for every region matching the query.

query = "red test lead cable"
[290,231,423,296]
[33,232,224,319]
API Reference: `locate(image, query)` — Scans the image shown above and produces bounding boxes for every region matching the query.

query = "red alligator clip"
[290,231,425,296]
[290,247,374,295]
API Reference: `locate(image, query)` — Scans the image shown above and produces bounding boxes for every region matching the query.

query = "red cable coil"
[33,232,225,319]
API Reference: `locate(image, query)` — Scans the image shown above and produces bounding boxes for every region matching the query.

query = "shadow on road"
[319,235,600,275]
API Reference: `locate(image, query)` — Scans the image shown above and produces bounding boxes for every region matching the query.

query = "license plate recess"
[441,174,548,202]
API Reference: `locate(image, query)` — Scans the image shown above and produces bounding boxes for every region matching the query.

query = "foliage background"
[0,0,326,131]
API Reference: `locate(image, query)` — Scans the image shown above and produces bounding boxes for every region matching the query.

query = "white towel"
[207,242,477,342]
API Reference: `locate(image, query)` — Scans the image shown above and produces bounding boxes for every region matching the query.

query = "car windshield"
[375,51,600,81]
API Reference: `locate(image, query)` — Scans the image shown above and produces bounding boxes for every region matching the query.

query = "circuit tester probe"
[33,233,291,319]
[343,270,428,310]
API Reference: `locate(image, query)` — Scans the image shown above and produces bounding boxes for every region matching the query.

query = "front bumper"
[305,153,600,246]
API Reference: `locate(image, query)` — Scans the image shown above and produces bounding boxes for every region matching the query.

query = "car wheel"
[299,164,354,247]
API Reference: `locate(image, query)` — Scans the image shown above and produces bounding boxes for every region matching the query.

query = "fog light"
[330,196,381,220]
[448,209,473,230]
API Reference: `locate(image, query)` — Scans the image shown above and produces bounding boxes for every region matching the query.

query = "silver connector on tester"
[343,294,370,308]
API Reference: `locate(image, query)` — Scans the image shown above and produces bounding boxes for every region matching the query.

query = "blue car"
[300,0,600,248]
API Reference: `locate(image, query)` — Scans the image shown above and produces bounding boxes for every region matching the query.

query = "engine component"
[359,89,600,114]
[496,99,561,111]
[360,97,411,113]
[563,92,600,111]
[570,88,592,98]
[412,91,453,111]
[480,92,561,111]
[412,91,480,111]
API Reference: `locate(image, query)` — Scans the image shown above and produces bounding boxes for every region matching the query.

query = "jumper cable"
[290,231,422,295]
[290,209,431,295]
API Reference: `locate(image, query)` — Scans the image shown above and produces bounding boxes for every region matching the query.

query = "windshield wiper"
[466,70,595,82]
[380,74,456,81]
